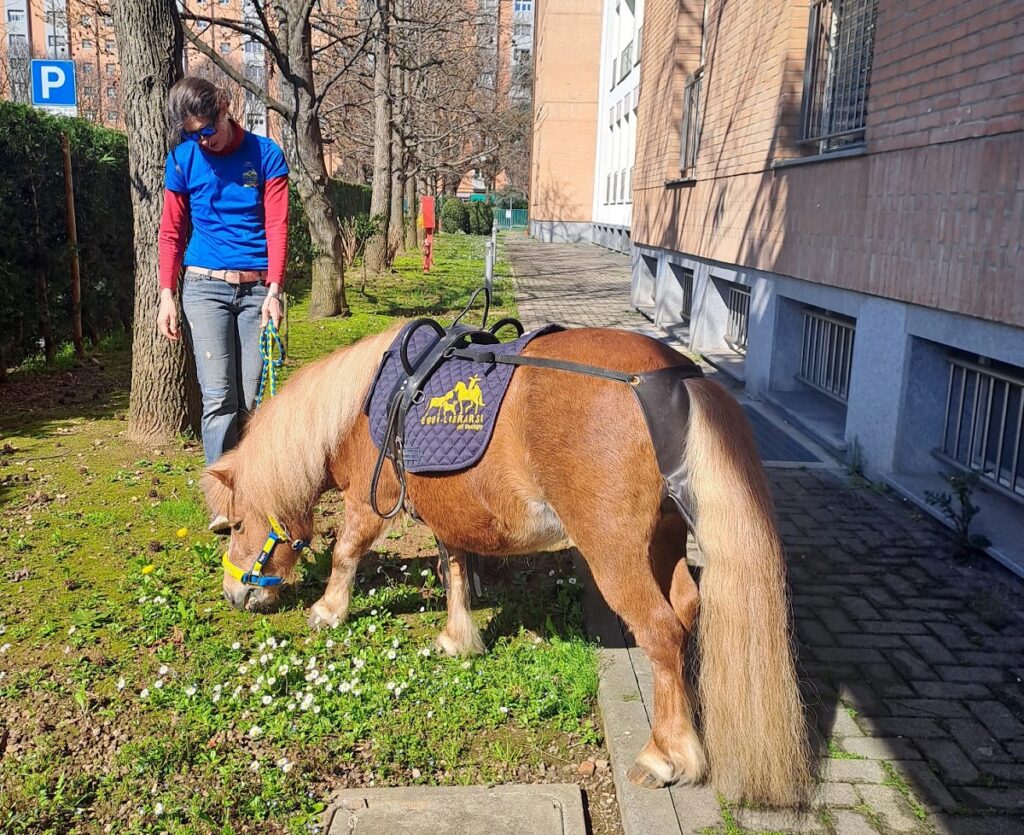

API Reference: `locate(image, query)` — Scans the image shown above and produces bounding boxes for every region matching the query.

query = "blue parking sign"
[31,60,77,107]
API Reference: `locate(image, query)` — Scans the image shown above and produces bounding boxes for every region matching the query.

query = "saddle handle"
[450,286,491,330]
[488,317,525,338]
[400,317,447,376]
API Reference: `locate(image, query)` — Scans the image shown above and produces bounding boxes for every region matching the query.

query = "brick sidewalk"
[506,235,1024,835]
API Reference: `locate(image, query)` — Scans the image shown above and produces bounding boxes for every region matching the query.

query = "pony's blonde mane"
[215,324,401,524]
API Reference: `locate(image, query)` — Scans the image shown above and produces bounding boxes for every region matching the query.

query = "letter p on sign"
[31,60,77,108]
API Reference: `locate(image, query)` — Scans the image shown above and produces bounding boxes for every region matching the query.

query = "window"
[82,39,94,49]
[219,41,231,53]
[219,0,229,4]
[80,14,92,25]
[102,15,112,26]
[611,57,617,89]
[7,8,25,22]
[84,85,95,96]
[107,85,116,98]
[196,20,209,31]
[106,63,116,76]
[105,38,115,51]
[8,34,27,48]
[800,0,878,152]
[48,34,66,47]
[513,48,530,65]
[620,41,632,80]
[82,63,94,73]
[513,0,532,10]
[679,66,703,174]
[244,41,263,54]
[107,110,117,122]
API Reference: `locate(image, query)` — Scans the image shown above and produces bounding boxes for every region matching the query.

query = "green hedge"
[440,199,470,234]
[0,102,132,370]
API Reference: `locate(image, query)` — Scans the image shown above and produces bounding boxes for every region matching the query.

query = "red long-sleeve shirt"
[158,125,289,292]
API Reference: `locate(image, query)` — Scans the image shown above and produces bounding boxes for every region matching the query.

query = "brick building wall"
[632,0,1024,329]
[528,0,602,229]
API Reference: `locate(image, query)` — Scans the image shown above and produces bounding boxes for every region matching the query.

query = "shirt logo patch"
[243,164,259,188]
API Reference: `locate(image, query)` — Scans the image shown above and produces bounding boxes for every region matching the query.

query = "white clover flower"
[276,756,293,773]
[393,687,403,698]
[324,683,334,693]
[158,665,169,676]
[116,677,126,691]
[400,564,408,573]
[278,664,289,675]
[427,710,433,719]
[185,685,197,697]
[262,695,273,706]
[391,638,400,648]
[327,663,336,672]
[307,656,318,669]
[154,801,164,816]
[154,679,164,689]
[248,725,263,739]
[140,688,150,699]
[367,625,377,634]
[287,702,296,711]
[568,577,577,585]
[353,689,362,697]
[461,661,471,670]
[232,686,243,699]
[313,705,321,714]
[249,684,259,694]
[212,693,222,703]
[419,647,431,657]
[260,654,270,666]
[231,641,241,650]
[267,676,276,687]
[338,681,352,693]
[370,609,378,616]
[421,569,430,577]
[238,664,248,675]
[368,588,376,597]
[249,759,261,772]
[268,637,278,649]
[385,681,396,691]
[325,639,334,649]
[214,683,223,692]
[353,658,365,670]
[499,706,509,714]
[68,626,76,635]
[279,640,288,648]
[0,643,11,655]
[138,596,147,604]
[419,606,425,613]
[408,669,415,677]
[387,650,397,660]
[557,579,564,586]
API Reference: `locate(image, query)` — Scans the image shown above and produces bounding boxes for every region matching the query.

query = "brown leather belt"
[186,267,267,285]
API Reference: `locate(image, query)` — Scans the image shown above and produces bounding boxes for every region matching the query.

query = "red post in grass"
[421,196,435,273]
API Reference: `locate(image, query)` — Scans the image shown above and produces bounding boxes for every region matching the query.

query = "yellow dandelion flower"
[141,564,155,574]
[176,528,188,539]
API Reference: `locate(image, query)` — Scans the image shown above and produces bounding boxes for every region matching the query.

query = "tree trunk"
[365,0,392,274]
[390,127,404,256]
[110,0,200,443]
[276,6,347,318]
[405,172,418,251]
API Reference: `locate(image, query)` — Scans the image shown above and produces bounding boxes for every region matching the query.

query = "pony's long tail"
[684,379,812,807]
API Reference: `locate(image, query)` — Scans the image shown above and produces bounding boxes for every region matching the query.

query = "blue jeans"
[181,271,267,466]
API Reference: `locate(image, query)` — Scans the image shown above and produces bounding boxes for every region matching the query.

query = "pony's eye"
[232,521,245,534]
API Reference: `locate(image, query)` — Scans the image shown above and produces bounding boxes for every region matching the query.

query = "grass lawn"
[0,234,607,833]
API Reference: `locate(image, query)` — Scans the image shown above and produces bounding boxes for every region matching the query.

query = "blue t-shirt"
[164,131,289,271]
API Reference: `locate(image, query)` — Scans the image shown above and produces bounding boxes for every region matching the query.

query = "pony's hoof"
[307,603,343,630]
[435,630,485,658]
[627,750,677,789]
[435,632,461,657]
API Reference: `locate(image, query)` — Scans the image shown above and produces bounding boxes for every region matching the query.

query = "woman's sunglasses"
[181,123,218,142]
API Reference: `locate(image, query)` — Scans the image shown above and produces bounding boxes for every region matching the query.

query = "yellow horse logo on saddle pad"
[421,375,486,431]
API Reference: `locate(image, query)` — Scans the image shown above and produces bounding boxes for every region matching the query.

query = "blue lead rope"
[255,319,285,408]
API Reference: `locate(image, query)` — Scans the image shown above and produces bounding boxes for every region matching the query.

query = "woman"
[156,76,289,533]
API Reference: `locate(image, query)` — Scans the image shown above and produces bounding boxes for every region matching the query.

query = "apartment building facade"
[0,0,270,133]
[629,0,1024,573]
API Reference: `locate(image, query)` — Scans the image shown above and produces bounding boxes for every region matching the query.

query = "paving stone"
[860,662,909,684]
[666,784,722,835]
[842,736,922,760]
[983,763,1024,782]
[838,596,883,621]
[733,808,825,833]
[954,787,1024,812]
[817,781,859,807]
[910,681,991,700]
[860,717,946,738]
[831,810,881,835]
[957,651,1024,667]
[817,608,859,634]
[814,647,887,664]
[926,622,976,650]
[933,815,1024,835]
[829,707,866,739]
[861,621,931,636]
[889,650,940,681]
[836,632,906,649]
[324,786,587,835]
[915,738,981,784]
[937,665,1006,683]
[888,760,959,813]
[947,718,1014,762]
[903,635,958,665]
[968,700,1024,740]
[884,698,970,718]
[823,759,888,784]
[796,618,836,647]
[855,784,923,833]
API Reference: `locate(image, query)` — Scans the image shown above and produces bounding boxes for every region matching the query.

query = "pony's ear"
[201,451,237,517]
